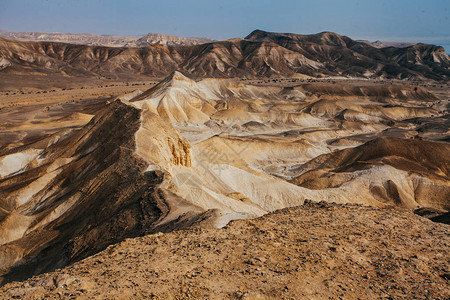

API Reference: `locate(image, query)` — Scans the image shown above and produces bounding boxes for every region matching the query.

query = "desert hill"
[0,72,448,285]
[0,100,205,284]
[1,202,449,299]
[245,30,450,80]
[290,137,450,211]
[0,30,449,86]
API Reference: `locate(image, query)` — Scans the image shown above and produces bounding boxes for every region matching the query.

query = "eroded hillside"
[0,72,448,286]
[0,30,449,87]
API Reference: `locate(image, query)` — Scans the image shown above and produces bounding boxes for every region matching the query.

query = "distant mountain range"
[358,40,416,48]
[0,29,449,81]
[0,30,214,47]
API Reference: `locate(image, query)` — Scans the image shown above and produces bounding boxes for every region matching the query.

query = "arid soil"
[1,202,449,299]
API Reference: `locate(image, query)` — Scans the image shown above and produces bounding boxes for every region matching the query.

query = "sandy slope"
[1,202,449,299]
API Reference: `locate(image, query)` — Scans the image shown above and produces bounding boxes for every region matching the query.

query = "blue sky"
[0,0,449,46]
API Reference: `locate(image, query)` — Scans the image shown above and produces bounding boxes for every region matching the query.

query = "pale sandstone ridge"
[0,100,199,284]
[0,72,448,285]
[133,33,213,47]
[1,202,449,299]
[0,30,213,47]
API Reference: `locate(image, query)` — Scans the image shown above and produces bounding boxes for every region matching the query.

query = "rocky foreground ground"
[1,202,449,299]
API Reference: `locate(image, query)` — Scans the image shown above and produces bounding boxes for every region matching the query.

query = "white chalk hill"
[130,71,280,124]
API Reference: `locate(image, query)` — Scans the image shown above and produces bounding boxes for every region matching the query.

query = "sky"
[0,0,449,50]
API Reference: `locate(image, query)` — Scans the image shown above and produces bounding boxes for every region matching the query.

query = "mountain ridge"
[0,29,449,82]
[0,30,214,47]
